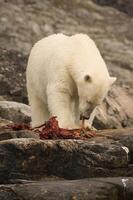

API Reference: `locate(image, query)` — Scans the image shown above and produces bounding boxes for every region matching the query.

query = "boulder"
[0,48,27,103]
[93,0,133,16]
[0,118,12,127]
[0,128,133,182]
[0,129,39,141]
[94,86,133,129]
[0,101,31,123]
[0,177,133,200]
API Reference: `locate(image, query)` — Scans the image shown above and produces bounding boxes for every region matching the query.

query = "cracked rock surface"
[0,126,133,199]
[0,177,133,200]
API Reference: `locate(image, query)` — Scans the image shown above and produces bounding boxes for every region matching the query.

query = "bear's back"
[27,33,109,93]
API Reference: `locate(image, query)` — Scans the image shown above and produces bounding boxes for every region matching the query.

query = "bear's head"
[78,74,116,119]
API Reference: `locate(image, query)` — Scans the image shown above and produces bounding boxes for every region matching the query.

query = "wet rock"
[0,101,31,123]
[0,177,133,200]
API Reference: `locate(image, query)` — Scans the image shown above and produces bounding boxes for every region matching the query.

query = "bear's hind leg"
[29,94,49,128]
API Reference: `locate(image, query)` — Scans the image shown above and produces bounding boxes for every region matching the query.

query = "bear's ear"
[109,77,117,85]
[84,75,92,83]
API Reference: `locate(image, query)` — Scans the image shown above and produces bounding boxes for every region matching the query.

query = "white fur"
[26,33,116,129]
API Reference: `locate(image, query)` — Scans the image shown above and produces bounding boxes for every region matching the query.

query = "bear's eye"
[84,75,92,82]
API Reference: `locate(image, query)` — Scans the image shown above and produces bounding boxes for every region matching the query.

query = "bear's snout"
[80,109,92,120]
[80,103,95,120]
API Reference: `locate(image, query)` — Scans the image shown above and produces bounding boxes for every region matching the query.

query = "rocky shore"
[0,0,133,199]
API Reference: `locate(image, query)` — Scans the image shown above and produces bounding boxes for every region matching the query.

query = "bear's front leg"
[47,86,78,129]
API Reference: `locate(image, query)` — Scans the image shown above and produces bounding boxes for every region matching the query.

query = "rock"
[0,101,31,123]
[0,96,6,101]
[93,0,133,16]
[0,129,39,141]
[0,117,12,127]
[0,48,27,103]
[0,128,132,181]
[0,128,132,199]
[0,74,10,95]
[0,127,132,199]
[0,177,133,200]
[94,86,133,129]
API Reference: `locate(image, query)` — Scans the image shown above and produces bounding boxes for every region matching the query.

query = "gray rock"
[0,48,27,103]
[0,177,133,200]
[93,0,133,16]
[0,117,12,127]
[0,74,10,95]
[0,134,129,181]
[0,127,132,199]
[0,101,31,123]
[94,86,133,129]
[0,129,39,141]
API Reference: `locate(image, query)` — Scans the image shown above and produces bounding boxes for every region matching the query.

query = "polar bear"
[26,33,116,129]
